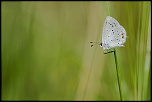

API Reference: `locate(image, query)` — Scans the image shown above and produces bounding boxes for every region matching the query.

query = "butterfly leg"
[104,49,116,54]
[104,51,114,54]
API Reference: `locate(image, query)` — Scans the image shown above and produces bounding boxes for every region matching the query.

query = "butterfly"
[90,16,127,54]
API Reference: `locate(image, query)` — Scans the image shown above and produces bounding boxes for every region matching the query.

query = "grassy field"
[2,1,151,101]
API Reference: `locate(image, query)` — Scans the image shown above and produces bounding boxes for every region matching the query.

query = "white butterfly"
[90,16,127,53]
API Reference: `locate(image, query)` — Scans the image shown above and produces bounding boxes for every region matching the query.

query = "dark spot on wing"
[114,23,116,26]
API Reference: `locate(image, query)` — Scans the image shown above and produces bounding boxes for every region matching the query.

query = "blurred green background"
[2,1,151,101]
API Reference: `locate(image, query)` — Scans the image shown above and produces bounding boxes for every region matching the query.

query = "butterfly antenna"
[90,42,101,47]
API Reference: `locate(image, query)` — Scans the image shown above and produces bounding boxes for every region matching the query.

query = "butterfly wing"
[102,16,120,44]
[102,16,126,50]
[110,25,126,47]
[107,25,127,48]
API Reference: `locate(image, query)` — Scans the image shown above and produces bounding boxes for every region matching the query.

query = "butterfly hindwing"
[107,26,126,48]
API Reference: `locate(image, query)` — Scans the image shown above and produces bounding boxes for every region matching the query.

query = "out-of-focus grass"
[2,1,151,101]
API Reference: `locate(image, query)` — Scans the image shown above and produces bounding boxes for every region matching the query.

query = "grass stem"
[113,49,122,101]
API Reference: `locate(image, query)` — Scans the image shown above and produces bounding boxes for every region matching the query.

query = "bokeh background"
[2,1,151,101]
